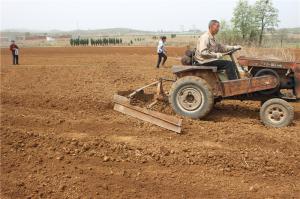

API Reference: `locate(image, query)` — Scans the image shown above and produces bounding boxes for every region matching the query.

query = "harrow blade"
[113,94,182,133]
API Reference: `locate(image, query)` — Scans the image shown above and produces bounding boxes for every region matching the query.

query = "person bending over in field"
[156,36,167,68]
[9,40,19,65]
[194,20,241,80]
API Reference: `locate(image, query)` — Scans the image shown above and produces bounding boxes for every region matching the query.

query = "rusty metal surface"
[293,65,300,98]
[237,56,299,69]
[221,75,279,97]
[237,56,300,99]
[172,65,218,73]
[113,94,182,133]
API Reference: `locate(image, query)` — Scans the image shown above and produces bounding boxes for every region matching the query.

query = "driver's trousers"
[200,60,238,80]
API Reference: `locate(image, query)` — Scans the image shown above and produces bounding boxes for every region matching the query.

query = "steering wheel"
[223,48,241,56]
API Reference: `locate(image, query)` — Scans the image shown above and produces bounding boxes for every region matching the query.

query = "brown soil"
[1,47,300,199]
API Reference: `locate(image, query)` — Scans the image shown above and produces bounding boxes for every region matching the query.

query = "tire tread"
[260,98,294,127]
[169,76,214,119]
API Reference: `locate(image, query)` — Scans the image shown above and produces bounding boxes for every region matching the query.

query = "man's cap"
[11,40,15,42]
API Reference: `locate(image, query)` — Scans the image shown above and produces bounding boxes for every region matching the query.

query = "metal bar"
[147,100,158,109]
[160,78,176,82]
[128,81,160,98]
[230,54,241,79]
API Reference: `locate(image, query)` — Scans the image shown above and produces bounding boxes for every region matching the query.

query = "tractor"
[113,48,299,133]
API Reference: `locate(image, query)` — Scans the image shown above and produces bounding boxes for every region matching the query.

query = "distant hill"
[67,28,155,35]
[1,27,202,36]
[1,27,298,37]
[278,27,300,34]
[1,28,155,36]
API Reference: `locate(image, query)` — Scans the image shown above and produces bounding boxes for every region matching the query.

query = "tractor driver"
[194,20,241,80]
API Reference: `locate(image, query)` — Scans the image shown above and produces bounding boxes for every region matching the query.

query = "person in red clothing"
[9,40,19,65]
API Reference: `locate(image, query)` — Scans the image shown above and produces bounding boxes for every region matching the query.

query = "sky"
[0,0,299,31]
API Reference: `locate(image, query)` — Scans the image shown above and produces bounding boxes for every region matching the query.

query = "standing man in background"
[10,40,19,65]
[156,36,167,68]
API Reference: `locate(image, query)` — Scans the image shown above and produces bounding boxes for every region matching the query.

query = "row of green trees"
[69,38,123,46]
[70,38,89,46]
[219,0,279,46]
[91,38,123,46]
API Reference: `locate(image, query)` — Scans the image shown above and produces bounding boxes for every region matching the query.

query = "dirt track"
[1,47,300,199]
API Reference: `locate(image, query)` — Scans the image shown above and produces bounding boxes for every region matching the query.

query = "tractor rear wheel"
[260,98,294,127]
[169,76,214,119]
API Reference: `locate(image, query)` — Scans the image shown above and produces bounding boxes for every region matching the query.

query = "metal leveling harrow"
[113,49,300,133]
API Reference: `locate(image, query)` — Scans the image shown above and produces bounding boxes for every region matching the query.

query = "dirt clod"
[249,184,260,192]
[103,156,110,162]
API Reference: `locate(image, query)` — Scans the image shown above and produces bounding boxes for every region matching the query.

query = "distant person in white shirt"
[156,36,167,68]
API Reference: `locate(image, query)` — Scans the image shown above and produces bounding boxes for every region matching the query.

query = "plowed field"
[1,47,299,199]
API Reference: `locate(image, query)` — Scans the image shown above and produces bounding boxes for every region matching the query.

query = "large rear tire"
[254,69,280,95]
[260,98,294,127]
[169,76,214,119]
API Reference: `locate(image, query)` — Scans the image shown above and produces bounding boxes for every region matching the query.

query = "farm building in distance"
[0,32,72,47]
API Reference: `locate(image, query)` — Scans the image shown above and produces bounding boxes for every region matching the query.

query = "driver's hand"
[233,45,242,50]
[216,53,223,59]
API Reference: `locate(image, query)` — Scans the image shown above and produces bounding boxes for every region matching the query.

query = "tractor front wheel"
[169,76,214,119]
[260,98,294,127]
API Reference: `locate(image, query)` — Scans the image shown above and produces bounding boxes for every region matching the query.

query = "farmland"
[1,47,300,198]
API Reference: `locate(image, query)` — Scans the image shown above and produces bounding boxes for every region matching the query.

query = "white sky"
[1,0,299,31]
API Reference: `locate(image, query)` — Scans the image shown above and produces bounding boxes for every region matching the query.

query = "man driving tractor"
[194,20,241,80]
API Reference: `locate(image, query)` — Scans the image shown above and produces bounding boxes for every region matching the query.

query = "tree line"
[69,38,123,46]
[91,38,123,46]
[219,0,279,46]
[134,38,145,42]
[70,38,89,46]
